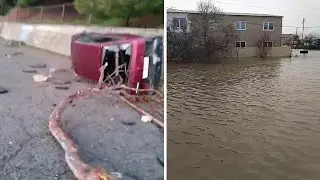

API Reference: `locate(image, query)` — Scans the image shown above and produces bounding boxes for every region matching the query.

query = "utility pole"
[302,18,305,41]
[295,27,298,36]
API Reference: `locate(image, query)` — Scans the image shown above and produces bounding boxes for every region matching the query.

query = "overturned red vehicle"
[71,32,163,93]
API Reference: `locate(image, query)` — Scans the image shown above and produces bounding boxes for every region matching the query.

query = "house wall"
[221,15,282,47]
[168,12,283,47]
[233,47,291,58]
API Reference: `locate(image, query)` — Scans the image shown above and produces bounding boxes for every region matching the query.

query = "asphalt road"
[0,39,164,180]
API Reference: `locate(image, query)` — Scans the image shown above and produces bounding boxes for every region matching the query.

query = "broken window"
[102,43,132,83]
[143,36,163,91]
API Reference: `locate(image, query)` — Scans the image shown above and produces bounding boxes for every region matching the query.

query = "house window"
[172,18,187,29]
[236,41,246,47]
[263,41,273,47]
[263,22,274,30]
[235,21,246,30]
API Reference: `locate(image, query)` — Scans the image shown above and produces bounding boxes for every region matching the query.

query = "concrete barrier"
[0,22,163,56]
[233,46,291,58]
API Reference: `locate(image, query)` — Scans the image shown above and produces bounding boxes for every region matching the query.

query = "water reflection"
[168,52,320,180]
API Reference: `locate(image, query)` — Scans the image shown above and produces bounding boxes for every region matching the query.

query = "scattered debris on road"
[22,69,37,73]
[110,172,123,179]
[157,156,164,167]
[121,96,163,127]
[121,121,136,126]
[12,52,23,56]
[49,88,121,180]
[3,52,24,58]
[29,63,47,68]
[141,115,152,123]
[0,86,9,94]
[52,80,72,85]
[55,86,69,90]
[33,74,49,82]
[4,40,25,47]
[49,64,163,180]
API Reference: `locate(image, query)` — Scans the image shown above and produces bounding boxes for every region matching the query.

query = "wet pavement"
[168,52,320,180]
[0,39,163,180]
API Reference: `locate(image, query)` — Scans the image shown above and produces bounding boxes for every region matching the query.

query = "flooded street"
[168,51,320,180]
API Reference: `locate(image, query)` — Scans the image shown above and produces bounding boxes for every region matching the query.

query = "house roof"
[167,9,283,18]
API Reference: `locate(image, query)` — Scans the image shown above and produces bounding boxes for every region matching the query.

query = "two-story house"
[167,9,283,48]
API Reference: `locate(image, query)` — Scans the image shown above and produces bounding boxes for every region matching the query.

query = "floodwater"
[168,51,320,180]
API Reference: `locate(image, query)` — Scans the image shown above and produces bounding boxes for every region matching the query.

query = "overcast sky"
[166,0,320,35]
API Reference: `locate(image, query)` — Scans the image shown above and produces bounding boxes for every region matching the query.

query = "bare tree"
[167,0,238,63]
[215,24,238,61]
[256,31,272,58]
[233,31,241,61]
[191,0,224,61]
[304,33,317,46]
[167,22,193,62]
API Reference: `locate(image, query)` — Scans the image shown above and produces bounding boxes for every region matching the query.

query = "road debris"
[33,74,49,82]
[29,63,47,68]
[0,86,9,94]
[55,86,69,90]
[120,97,163,127]
[12,52,23,56]
[110,172,122,179]
[141,115,152,123]
[3,52,24,58]
[22,69,37,73]
[52,80,72,85]
[157,156,164,167]
[121,121,136,126]
[4,40,25,47]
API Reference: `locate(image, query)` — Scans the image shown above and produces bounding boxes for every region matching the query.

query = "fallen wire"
[49,61,163,179]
